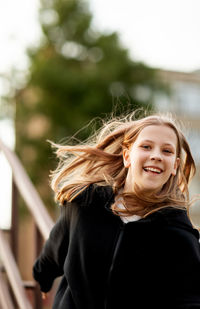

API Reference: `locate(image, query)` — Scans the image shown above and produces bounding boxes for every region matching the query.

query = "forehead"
[136,125,178,146]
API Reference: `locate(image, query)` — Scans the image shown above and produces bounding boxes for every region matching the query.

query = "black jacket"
[33,184,200,308]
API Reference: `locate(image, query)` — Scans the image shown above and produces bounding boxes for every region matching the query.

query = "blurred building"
[154,69,200,224]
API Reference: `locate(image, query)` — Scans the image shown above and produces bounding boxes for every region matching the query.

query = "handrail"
[0,139,54,240]
[0,271,15,309]
[0,138,55,308]
[0,229,32,309]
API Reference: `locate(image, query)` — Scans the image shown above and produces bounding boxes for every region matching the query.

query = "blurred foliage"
[14,0,166,213]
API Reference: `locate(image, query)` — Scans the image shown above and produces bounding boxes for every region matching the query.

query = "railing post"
[0,271,15,309]
[7,176,19,308]
[11,178,18,261]
[33,225,43,309]
[0,230,33,309]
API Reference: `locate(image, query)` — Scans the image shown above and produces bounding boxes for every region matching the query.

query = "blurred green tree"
[15,0,165,212]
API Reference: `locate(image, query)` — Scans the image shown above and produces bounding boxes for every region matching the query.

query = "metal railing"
[0,139,54,308]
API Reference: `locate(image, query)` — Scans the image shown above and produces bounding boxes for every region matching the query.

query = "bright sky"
[0,119,15,229]
[0,0,41,75]
[0,0,200,79]
[89,0,200,72]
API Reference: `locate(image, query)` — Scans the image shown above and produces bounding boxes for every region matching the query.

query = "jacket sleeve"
[32,205,71,292]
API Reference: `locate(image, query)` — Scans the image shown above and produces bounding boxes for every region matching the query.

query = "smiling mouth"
[143,167,163,174]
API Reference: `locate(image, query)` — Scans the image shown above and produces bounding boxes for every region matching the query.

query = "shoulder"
[146,207,200,240]
[60,184,114,226]
[142,208,200,265]
[69,183,114,208]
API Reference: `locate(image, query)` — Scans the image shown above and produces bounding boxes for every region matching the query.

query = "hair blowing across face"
[49,111,196,218]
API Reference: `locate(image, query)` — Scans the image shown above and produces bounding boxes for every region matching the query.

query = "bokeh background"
[0,0,200,308]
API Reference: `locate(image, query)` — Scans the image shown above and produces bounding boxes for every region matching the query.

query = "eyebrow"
[140,139,175,148]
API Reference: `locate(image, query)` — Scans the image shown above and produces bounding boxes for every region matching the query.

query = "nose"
[150,151,162,161]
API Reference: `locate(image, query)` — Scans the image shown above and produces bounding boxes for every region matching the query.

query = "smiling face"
[123,124,180,194]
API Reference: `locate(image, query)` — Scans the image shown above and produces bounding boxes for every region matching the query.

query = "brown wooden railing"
[0,139,54,309]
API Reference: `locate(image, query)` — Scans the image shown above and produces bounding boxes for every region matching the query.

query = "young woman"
[33,112,200,309]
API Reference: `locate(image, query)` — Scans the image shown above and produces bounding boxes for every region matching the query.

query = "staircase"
[0,139,54,309]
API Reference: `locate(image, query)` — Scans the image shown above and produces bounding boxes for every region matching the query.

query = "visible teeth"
[144,167,162,174]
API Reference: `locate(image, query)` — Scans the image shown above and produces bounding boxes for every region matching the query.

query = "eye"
[163,149,173,154]
[141,145,151,150]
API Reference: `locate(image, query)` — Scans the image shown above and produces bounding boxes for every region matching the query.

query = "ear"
[171,157,180,176]
[123,148,131,168]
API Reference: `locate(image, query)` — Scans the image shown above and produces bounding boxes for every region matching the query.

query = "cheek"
[130,152,146,170]
[138,152,148,163]
[167,158,176,172]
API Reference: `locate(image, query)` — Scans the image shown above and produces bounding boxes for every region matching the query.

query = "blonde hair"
[49,111,196,218]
